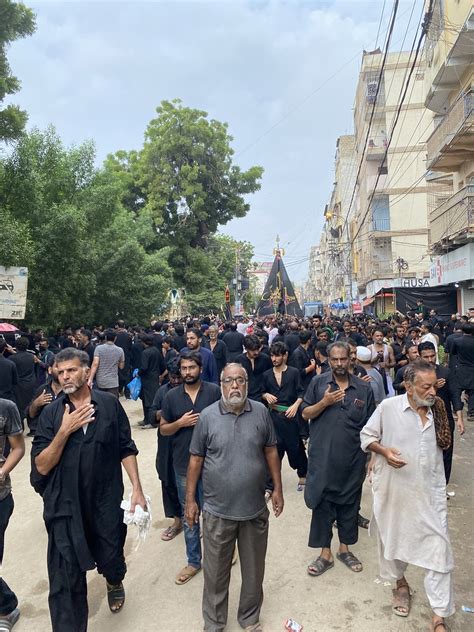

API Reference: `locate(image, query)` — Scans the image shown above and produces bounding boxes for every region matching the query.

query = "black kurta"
[30,390,138,632]
[301,371,375,509]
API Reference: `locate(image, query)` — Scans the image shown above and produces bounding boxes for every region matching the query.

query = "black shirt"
[161,381,221,476]
[235,352,272,401]
[208,339,228,377]
[284,333,300,357]
[302,371,375,508]
[31,390,138,572]
[222,331,245,360]
[289,345,315,392]
[262,365,304,406]
[0,355,18,402]
[450,334,474,389]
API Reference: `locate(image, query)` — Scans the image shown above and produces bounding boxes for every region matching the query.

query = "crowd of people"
[0,303,473,631]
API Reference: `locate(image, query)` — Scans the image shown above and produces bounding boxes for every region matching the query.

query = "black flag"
[256,252,303,317]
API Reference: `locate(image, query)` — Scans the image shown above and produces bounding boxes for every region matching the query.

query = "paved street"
[6,399,474,631]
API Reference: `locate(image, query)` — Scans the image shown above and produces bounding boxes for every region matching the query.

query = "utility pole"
[234,245,241,315]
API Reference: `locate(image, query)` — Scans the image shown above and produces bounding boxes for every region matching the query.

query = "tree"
[0,0,36,142]
[178,234,254,314]
[137,99,263,288]
[0,126,172,328]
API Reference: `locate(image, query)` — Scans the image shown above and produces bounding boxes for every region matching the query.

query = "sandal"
[0,608,20,631]
[161,525,183,541]
[175,565,201,585]
[433,621,450,632]
[358,513,370,529]
[297,479,305,492]
[307,556,334,576]
[336,551,363,572]
[244,624,263,632]
[106,581,125,613]
[392,581,411,617]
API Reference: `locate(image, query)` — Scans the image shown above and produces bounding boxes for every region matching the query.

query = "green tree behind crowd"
[0,127,172,327]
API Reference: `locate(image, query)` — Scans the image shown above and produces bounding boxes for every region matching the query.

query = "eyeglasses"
[221,376,247,386]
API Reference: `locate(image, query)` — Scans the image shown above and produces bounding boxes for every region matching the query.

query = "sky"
[7,0,423,284]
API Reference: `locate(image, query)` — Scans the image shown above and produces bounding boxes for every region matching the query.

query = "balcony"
[366,134,388,161]
[426,90,474,171]
[430,184,474,253]
[371,217,391,232]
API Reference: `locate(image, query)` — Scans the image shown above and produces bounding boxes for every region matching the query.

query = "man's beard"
[413,391,436,407]
[184,375,200,384]
[222,390,247,408]
[62,384,79,394]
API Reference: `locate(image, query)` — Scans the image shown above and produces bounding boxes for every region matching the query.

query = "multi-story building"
[424,1,474,312]
[317,135,356,311]
[351,49,433,310]
[305,244,323,301]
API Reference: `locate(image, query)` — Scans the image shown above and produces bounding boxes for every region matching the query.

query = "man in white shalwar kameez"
[360,361,454,632]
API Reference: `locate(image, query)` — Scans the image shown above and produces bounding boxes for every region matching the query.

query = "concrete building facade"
[350,49,433,310]
[424,0,474,312]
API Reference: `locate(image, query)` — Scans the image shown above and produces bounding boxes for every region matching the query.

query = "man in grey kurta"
[360,361,454,632]
[185,363,284,632]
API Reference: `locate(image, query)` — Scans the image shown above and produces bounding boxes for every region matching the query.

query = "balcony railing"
[427,90,474,168]
[430,184,474,249]
[371,217,391,232]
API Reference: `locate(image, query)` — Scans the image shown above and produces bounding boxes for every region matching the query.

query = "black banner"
[394,285,457,317]
[256,253,303,317]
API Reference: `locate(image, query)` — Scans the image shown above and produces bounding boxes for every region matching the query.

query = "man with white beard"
[186,363,284,632]
[360,361,454,632]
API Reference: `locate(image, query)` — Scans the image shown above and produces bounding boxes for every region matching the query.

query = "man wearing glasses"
[186,363,284,632]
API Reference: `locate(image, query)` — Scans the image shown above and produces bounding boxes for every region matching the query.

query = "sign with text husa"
[0,266,28,319]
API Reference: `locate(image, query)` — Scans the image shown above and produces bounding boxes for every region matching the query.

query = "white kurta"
[360,394,453,573]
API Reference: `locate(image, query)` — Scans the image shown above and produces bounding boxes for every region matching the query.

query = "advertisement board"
[0,266,28,319]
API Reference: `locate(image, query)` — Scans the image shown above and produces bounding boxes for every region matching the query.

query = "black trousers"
[47,522,127,632]
[156,435,180,519]
[443,417,455,484]
[0,494,17,617]
[272,413,308,478]
[308,493,361,549]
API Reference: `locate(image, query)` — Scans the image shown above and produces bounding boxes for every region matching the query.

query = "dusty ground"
[5,398,474,631]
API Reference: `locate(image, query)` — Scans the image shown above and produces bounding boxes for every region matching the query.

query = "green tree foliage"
[136,99,263,289]
[0,127,172,327]
[0,0,36,142]
[177,234,254,314]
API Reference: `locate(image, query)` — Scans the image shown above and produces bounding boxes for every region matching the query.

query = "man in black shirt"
[391,325,408,373]
[138,335,166,428]
[393,344,420,394]
[262,342,307,491]
[114,321,133,398]
[222,322,245,361]
[289,330,317,394]
[77,329,95,367]
[284,322,301,358]
[9,337,36,421]
[236,335,272,401]
[0,341,18,404]
[450,322,474,421]
[26,362,63,437]
[150,362,183,541]
[302,342,375,577]
[31,348,146,631]
[418,341,464,483]
[160,351,220,585]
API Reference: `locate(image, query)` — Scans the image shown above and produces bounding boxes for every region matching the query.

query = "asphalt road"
[5,398,473,631]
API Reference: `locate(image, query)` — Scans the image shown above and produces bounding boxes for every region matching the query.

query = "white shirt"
[360,394,453,573]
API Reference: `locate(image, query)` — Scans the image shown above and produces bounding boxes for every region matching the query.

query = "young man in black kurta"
[262,341,307,491]
[31,349,146,632]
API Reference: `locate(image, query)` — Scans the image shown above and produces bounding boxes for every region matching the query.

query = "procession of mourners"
[0,306,473,632]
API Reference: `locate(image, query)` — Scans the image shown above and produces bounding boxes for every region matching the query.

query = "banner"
[0,266,28,319]
[256,253,303,317]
